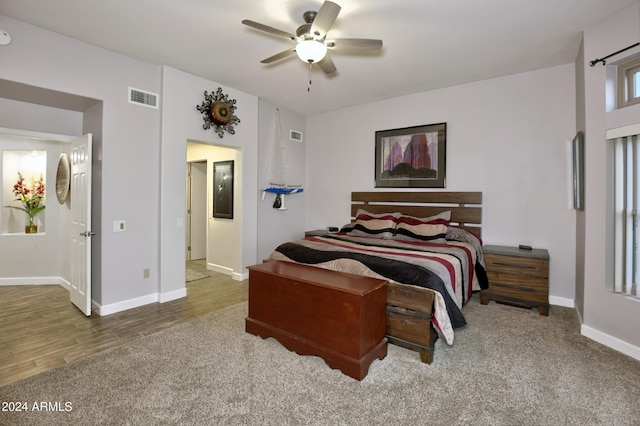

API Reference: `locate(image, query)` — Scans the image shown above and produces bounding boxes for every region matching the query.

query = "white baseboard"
[0,276,65,286]
[547,297,639,362]
[208,262,233,276]
[94,293,159,316]
[581,324,640,362]
[1,276,187,316]
[159,288,187,303]
[93,289,187,316]
[208,263,247,281]
[549,295,574,308]
[233,271,248,281]
[58,278,71,290]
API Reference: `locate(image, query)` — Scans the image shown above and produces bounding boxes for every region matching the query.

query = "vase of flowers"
[6,172,46,233]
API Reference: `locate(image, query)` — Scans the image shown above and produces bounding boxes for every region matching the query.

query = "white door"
[70,134,92,316]
[187,161,207,260]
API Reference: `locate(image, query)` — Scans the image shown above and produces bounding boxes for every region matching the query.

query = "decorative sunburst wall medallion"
[196,88,240,138]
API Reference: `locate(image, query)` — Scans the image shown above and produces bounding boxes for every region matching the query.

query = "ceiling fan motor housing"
[298,10,322,39]
[296,23,313,39]
[303,11,317,24]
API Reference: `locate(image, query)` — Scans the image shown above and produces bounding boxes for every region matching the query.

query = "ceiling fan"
[241,1,383,74]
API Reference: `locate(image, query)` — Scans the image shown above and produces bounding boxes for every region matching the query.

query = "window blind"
[613,134,640,298]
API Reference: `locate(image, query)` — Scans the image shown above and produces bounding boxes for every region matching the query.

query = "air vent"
[290,130,303,142]
[128,87,159,109]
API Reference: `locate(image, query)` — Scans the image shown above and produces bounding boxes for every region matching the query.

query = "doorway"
[184,141,242,279]
[0,129,93,315]
[186,161,207,261]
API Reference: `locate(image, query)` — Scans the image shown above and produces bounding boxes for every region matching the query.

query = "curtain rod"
[589,42,640,67]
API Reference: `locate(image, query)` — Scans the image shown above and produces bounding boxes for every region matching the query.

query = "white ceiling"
[0,0,636,115]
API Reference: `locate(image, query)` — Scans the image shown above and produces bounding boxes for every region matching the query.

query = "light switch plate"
[113,220,126,232]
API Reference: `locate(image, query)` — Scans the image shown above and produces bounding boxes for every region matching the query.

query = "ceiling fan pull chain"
[308,64,312,92]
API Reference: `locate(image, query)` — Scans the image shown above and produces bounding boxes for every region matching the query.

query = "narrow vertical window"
[612,135,640,298]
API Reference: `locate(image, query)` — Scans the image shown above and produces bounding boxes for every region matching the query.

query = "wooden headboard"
[351,191,482,237]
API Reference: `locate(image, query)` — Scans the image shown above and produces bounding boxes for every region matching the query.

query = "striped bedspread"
[268,233,487,345]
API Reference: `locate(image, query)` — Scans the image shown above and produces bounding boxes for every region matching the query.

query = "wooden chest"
[246,261,388,380]
[480,245,550,315]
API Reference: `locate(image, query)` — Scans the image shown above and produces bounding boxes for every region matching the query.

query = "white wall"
[160,66,258,300]
[581,1,640,359]
[306,64,577,305]
[0,97,83,135]
[257,101,307,263]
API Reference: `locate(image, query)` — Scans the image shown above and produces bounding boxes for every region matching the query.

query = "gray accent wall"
[580,1,640,359]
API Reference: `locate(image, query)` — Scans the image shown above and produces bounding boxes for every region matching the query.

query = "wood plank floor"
[0,260,248,387]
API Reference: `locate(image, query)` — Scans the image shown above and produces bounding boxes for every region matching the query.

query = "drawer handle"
[493,261,535,269]
[493,282,535,292]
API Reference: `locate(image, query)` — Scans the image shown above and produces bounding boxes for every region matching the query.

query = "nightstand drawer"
[484,279,548,304]
[484,253,548,278]
[485,269,548,291]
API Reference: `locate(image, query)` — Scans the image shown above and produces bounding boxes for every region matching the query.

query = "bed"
[266,191,486,364]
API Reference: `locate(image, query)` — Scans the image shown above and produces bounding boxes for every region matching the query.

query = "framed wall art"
[572,131,584,210]
[375,123,447,188]
[213,160,234,219]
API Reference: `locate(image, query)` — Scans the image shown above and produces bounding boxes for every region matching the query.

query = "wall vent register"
[290,130,303,142]
[128,87,159,109]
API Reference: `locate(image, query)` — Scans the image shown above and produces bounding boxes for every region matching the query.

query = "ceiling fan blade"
[310,1,341,39]
[242,19,296,40]
[327,38,383,51]
[260,49,297,64]
[318,56,337,74]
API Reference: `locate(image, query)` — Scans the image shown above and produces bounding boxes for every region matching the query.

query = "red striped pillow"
[394,211,451,242]
[348,209,399,239]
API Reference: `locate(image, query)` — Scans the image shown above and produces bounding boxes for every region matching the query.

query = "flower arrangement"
[6,172,46,228]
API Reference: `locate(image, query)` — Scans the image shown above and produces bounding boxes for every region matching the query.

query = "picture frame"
[572,131,584,210]
[375,123,447,188]
[213,160,234,219]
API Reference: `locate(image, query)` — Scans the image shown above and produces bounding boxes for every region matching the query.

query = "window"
[611,133,640,298]
[617,56,640,108]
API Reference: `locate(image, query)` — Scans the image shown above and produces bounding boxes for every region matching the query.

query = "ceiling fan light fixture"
[295,39,327,63]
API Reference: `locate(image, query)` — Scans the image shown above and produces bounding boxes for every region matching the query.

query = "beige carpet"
[185,267,210,282]
[1,295,639,425]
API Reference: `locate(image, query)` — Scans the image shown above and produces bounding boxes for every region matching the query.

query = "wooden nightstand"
[480,244,550,316]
